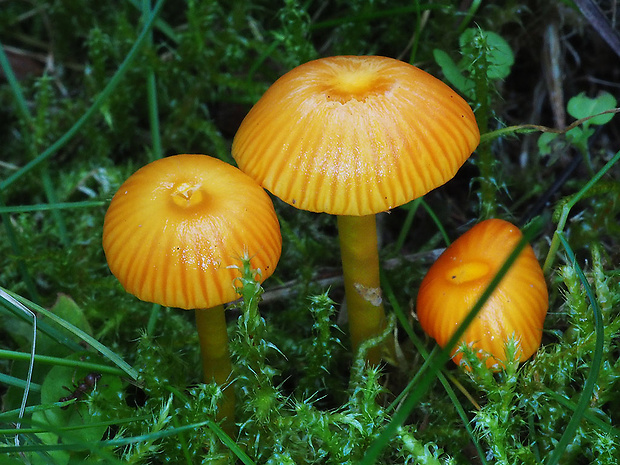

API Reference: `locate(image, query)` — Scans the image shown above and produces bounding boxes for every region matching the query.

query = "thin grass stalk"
[0,349,126,377]
[142,0,162,161]
[140,0,164,338]
[0,287,138,379]
[170,415,193,465]
[205,423,257,465]
[0,49,41,299]
[146,71,162,160]
[146,303,161,336]
[0,289,37,447]
[0,44,70,246]
[527,412,542,462]
[457,0,482,34]
[543,149,620,274]
[0,200,105,213]
[0,46,30,121]
[394,198,421,254]
[2,419,213,453]
[0,0,167,192]
[545,233,604,465]
[0,403,86,422]
[0,291,85,352]
[40,168,69,246]
[381,270,488,465]
[0,413,152,434]
[127,0,179,42]
[542,388,620,438]
[420,198,451,247]
[360,218,542,464]
[0,195,40,301]
[0,373,41,392]
[393,198,448,258]
[162,385,255,464]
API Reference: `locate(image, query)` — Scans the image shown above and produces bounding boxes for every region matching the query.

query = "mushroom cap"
[416,219,548,369]
[232,55,480,216]
[102,154,282,310]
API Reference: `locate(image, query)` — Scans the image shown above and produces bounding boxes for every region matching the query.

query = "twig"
[260,249,445,305]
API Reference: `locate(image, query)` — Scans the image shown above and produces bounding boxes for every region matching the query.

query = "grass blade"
[543,149,620,273]
[544,233,604,465]
[381,270,488,465]
[0,349,127,377]
[0,0,167,192]
[0,288,138,380]
[361,218,542,464]
[0,200,105,214]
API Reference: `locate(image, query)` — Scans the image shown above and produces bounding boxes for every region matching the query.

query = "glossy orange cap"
[232,55,480,216]
[416,219,548,369]
[102,154,282,310]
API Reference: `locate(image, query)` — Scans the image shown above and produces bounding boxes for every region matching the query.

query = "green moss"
[2,1,620,463]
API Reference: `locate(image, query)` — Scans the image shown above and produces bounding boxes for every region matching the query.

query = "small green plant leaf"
[565,125,594,149]
[537,132,559,156]
[50,295,94,339]
[29,353,124,463]
[538,92,617,157]
[567,91,617,126]
[460,28,514,80]
[432,48,474,97]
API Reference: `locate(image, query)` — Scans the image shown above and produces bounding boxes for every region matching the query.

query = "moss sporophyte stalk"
[102,154,282,433]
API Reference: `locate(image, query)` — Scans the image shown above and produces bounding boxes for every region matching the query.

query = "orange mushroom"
[232,55,479,363]
[102,154,282,429]
[416,219,548,369]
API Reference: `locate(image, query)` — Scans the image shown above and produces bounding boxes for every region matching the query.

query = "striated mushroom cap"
[102,154,282,310]
[232,55,480,216]
[416,219,548,369]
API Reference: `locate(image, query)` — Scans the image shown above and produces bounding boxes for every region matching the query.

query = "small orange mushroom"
[232,55,480,364]
[102,154,282,429]
[416,219,548,369]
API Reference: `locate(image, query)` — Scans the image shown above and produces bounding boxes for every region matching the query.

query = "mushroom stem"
[195,305,235,434]
[337,215,387,365]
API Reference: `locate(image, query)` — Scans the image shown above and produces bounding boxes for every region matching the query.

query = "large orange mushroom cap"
[232,55,480,216]
[102,154,282,310]
[416,219,548,369]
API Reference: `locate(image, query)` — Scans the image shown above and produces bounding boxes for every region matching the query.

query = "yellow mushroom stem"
[195,305,235,434]
[337,215,388,365]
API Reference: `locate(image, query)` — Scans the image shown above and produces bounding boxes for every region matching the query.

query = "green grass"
[1,0,620,463]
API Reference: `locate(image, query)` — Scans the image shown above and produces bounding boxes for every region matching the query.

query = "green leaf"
[31,295,96,378]
[432,48,474,97]
[29,412,71,465]
[567,91,617,126]
[460,28,514,80]
[37,353,124,446]
[565,126,594,152]
[2,288,139,380]
[537,132,559,156]
[50,295,94,340]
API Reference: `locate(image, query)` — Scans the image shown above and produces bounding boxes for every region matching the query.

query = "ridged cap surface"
[232,55,480,216]
[416,219,548,369]
[102,154,282,309]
